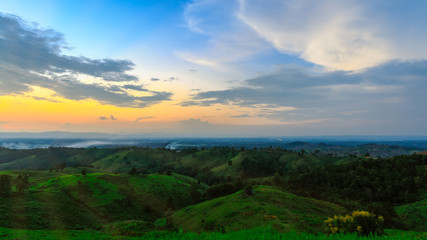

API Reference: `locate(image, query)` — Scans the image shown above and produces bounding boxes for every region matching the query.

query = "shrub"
[103,220,152,237]
[325,210,384,236]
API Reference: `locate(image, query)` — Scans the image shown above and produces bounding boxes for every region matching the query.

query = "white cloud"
[182,0,427,71]
[237,0,391,71]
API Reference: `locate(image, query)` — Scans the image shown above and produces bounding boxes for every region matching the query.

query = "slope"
[0,171,206,230]
[171,185,348,233]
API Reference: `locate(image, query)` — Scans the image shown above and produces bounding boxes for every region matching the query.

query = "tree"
[243,184,254,196]
[273,172,282,185]
[16,174,29,194]
[0,175,12,198]
[55,162,67,171]
[128,167,138,175]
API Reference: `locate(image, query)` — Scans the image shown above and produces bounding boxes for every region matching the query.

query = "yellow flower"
[352,210,371,217]
[357,226,363,232]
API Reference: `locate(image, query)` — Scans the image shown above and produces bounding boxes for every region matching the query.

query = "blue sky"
[0,0,427,136]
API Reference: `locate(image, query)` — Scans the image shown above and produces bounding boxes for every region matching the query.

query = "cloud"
[32,96,62,103]
[121,84,148,91]
[135,116,155,122]
[230,114,251,118]
[237,0,391,71]
[183,60,427,126]
[181,0,427,71]
[178,0,270,66]
[0,13,171,107]
[180,118,212,129]
[189,69,197,72]
[100,115,117,121]
[164,77,179,82]
[150,78,160,81]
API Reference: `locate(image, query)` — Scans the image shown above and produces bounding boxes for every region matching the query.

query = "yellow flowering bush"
[325,211,384,236]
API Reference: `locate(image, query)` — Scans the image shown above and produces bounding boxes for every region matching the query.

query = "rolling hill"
[171,185,348,233]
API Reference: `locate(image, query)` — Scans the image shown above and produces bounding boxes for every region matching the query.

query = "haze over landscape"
[1,0,427,137]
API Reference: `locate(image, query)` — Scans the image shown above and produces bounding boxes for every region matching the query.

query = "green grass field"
[0,226,424,240]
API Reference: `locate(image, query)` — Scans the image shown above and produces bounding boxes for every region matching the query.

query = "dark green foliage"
[15,174,29,194]
[289,154,426,205]
[0,175,12,198]
[128,167,138,175]
[103,220,152,237]
[243,185,253,196]
[288,154,427,228]
[205,182,240,200]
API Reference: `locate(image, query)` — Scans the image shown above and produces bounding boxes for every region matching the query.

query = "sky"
[0,0,427,137]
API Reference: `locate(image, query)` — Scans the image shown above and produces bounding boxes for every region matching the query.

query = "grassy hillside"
[395,193,427,231]
[0,170,206,230]
[171,185,348,233]
[0,147,424,236]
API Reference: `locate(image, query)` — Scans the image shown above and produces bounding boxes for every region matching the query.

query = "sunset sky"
[1,0,427,137]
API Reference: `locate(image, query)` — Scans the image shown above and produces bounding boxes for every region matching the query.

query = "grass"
[0,170,206,230]
[172,185,348,233]
[0,226,424,240]
[395,192,427,231]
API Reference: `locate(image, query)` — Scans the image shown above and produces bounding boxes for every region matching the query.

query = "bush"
[103,220,152,237]
[325,210,384,236]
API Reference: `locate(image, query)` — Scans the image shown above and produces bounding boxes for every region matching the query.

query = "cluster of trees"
[286,154,426,227]
[0,174,30,197]
[289,154,426,205]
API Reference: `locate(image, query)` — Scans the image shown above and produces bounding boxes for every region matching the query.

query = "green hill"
[171,185,348,233]
[395,193,427,231]
[0,171,206,230]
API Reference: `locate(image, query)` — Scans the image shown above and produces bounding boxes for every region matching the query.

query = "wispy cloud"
[0,13,171,108]
[135,116,155,122]
[183,60,427,126]
[230,114,251,118]
[181,0,427,71]
[99,115,117,121]
[178,0,270,67]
